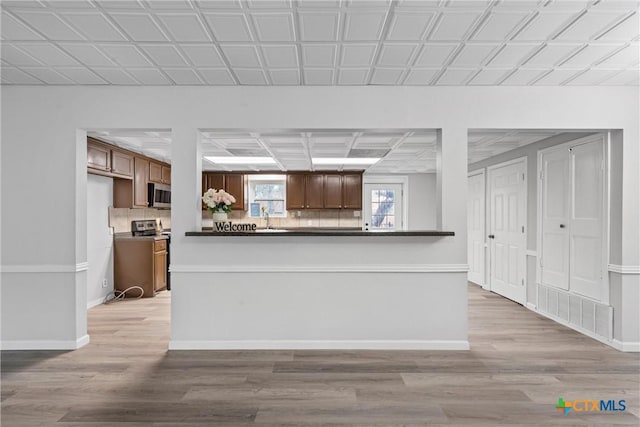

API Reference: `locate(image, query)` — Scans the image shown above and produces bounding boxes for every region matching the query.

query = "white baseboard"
[526,302,537,310]
[87,297,105,309]
[1,334,90,350]
[611,339,640,352]
[168,339,470,351]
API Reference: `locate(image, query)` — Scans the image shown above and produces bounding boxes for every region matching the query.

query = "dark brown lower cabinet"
[114,237,167,298]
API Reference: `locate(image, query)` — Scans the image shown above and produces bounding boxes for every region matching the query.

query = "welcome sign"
[213,221,258,232]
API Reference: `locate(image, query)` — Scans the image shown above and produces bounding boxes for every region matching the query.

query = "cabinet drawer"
[154,240,167,252]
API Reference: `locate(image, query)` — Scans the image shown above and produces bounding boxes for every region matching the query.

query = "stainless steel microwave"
[148,183,171,208]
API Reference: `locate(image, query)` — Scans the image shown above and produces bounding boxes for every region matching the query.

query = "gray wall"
[87,174,114,308]
[468,132,596,251]
[408,173,437,230]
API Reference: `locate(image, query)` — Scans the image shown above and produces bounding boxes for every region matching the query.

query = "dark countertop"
[114,232,169,241]
[186,229,454,237]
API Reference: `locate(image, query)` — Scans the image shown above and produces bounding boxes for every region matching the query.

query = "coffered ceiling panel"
[58,12,127,41]
[17,43,79,65]
[450,43,498,66]
[140,44,189,66]
[126,67,171,84]
[181,45,225,66]
[471,11,529,41]
[386,12,434,40]
[199,68,235,84]
[109,13,169,41]
[219,45,262,67]
[261,45,298,67]
[298,11,340,41]
[93,68,138,84]
[99,44,152,66]
[203,13,253,41]
[269,68,299,85]
[1,0,637,86]
[156,13,211,42]
[501,67,545,84]
[13,10,85,40]
[338,68,369,84]
[250,12,296,41]
[1,12,43,40]
[415,43,457,67]
[378,43,417,66]
[235,68,267,84]
[163,68,203,84]
[404,68,438,84]
[344,10,387,41]
[24,67,73,84]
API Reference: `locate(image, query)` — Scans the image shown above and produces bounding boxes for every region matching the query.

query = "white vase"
[212,211,228,222]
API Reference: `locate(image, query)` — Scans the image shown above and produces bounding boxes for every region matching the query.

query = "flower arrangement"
[202,188,236,213]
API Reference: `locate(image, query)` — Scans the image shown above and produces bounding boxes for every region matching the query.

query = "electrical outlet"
[102,278,108,288]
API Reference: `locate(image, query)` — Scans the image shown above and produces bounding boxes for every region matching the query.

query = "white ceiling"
[88,128,585,172]
[2,0,638,86]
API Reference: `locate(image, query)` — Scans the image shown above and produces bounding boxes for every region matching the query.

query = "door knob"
[488,234,495,239]
[560,224,566,228]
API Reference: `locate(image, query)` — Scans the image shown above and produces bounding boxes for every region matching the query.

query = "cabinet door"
[324,174,343,208]
[87,140,110,172]
[206,173,224,191]
[305,174,324,209]
[153,249,167,292]
[286,174,306,209]
[111,150,133,177]
[342,174,362,209]
[149,162,163,184]
[134,157,149,208]
[162,165,171,184]
[225,174,245,211]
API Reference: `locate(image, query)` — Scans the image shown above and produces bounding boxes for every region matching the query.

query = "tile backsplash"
[202,209,362,229]
[109,208,171,233]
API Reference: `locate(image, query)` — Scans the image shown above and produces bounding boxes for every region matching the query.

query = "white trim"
[611,339,640,352]
[1,334,90,350]
[526,250,537,257]
[169,339,470,350]
[467,169,486,287]
[0,262,89,273]
[526,302,537,310]
[363,174,410,230]
[608,264,640,275]
[170,264,470,273]
[87,297,105,309]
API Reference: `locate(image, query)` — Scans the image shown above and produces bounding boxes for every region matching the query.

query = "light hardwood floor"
[2,284,639,426]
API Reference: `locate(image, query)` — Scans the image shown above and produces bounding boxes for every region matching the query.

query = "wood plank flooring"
[2,284,639,426]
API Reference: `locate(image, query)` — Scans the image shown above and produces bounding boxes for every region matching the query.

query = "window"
[248,175,286,217]
[370,189,396,229]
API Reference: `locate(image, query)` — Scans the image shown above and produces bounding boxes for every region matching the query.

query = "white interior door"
[363,183,403,231]
[488,160,526,304]
[569,140,605,301]
[468,171,485,286]
[540,148,571,290]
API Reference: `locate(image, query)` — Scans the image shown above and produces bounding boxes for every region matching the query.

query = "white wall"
[1,85,638,350]
[86,174,113,308]
[408,174,437,230]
